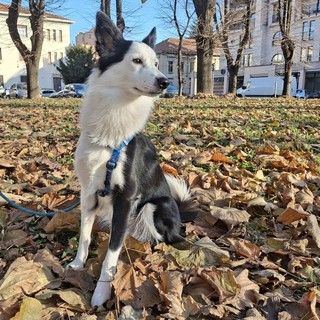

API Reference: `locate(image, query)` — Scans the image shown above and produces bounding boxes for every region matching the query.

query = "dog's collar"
[97,135,136,197]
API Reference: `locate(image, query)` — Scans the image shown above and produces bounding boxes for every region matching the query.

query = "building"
[0,3,73,91]
[155,38,221,96]
[76,28,95,48]
[221,0,320,92]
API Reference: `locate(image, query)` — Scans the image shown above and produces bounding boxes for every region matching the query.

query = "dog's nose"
[157,77,169,89]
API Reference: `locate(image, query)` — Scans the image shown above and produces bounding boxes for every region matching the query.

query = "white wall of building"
[0,8,73,91]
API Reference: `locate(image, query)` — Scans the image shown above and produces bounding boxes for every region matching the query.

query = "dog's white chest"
[75,136,127,198]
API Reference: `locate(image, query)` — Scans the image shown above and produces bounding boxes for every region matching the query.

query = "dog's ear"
[142,27,156,49]
[95,11,124,56]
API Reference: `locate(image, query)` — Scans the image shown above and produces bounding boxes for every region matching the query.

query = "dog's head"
[95,11,169,97]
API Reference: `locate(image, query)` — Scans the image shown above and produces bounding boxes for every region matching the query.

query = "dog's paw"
[66,259,84,270]
[91,281,112,307]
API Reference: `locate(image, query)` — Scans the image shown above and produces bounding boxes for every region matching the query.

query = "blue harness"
[97,135,135,197]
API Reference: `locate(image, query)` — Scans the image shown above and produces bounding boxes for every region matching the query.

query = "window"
[302,21,315,41]
[190,61,194,72]
[272,31,282,46]
[53,29,57,41]
[0,48,2,60]
[271,53,284,64]
[54,52,58,63]
[48,52,52,64]
[59,30,63,42]
[302,22,308,40]
[243,54,252,67]
[46,29,51,41]
[272,3,279,23]
[309,20,315,40]
[17,25,27,37]
[60,52,63,60]
[307,46,313,61]
[168,61,173,74]
[300,48,307,61]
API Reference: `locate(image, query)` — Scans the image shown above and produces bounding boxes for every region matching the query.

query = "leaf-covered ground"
[0,96,320,319]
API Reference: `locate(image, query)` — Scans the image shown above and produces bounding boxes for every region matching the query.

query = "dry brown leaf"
[0,257,55,301]
[160,163,178,176]
[209,206,250,230]
[10,297,42,320]
[211,152,233,164]
[277,206,309,225]
[228,239,261,259]
[307,214,320,249]
[113,262,161,308]
[44,211,79,233]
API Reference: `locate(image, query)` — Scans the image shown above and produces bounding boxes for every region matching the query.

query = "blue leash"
[0,135,135,216]
[0,190,80,217]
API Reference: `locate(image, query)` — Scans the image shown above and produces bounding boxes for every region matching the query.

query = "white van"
[236,77,297,97]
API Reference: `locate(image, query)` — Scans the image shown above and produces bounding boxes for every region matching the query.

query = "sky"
[55,0,173,44]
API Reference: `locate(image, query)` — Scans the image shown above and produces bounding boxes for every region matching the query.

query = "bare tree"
[192,0,216,94]
[100,0,111,16]
[158,0,195,95]
[100,0,125,32]
[7,0,45,98]
[214,0,254,94]
[277,0,295,96]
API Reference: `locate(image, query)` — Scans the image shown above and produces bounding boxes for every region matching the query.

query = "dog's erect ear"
[142,27,156,49]
[95,11,124,56]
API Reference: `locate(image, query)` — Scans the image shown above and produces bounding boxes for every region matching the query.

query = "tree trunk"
[116,0,125,33]
[7,0,44,98]
[228,65,238,94]
[277,0,295,96]
[26,60,40,98]
[101,0,111,16]
[193,0,215,94]
[282,58,293,96]
[177,37,183,95]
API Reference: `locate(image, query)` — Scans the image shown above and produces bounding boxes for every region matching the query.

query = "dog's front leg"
[67,192,96,270]
[91,194,131,307]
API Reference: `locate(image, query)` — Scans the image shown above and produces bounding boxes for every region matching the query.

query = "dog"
[67,11,197,307]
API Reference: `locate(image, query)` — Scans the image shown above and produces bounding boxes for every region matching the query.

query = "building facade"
[221,0,320,92]
[155,38,221,96]
[0,3,73,91]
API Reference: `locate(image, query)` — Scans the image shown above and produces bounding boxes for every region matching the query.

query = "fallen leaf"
[10,297,42,320]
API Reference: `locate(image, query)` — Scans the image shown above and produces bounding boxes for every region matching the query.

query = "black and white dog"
[67,11,196,307]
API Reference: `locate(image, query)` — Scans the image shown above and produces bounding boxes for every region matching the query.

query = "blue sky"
[2,0,176,43]
[54,0,172,44]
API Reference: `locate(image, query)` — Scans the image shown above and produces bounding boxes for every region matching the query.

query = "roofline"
[0,3,74,24]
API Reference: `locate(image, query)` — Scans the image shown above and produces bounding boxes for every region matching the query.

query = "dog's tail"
[165,174,198,222]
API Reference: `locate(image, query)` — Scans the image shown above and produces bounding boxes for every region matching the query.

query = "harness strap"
[97,135,135,197]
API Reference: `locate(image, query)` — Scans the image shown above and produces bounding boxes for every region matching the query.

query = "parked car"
[49,89,76,98]
[8,83,28,98]
[0,85,5,98]
[308,91,320,98]
[41,88,56,98]
[295,89,310,99]
[164,85,179,98]
[64,83,86,98]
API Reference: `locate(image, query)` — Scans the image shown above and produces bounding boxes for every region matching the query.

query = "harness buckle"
[106,160,117,170]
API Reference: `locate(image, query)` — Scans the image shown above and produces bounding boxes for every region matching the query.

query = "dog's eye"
[132,58,142,64]
[155,61,159,68]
